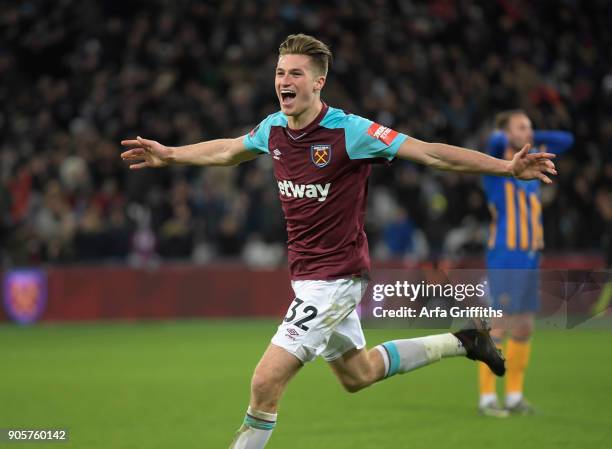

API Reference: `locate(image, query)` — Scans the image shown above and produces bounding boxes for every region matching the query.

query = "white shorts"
[271,278,367,363]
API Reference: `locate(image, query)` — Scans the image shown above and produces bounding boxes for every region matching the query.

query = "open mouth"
[280,89,297,106]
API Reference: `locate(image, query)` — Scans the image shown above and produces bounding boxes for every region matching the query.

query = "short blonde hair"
[279,34,332,76]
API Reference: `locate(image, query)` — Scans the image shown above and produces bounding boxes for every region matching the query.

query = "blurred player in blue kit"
[479,110,574,416]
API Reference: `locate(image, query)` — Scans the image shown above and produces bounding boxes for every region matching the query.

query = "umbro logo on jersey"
[367,123,399,145]
[277,180,331,202]
[273,148,282,160]
[311,144,331,168]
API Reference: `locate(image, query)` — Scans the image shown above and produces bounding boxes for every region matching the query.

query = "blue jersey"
[483,130,573,312]
[483,175,543,268]
[483,130,574,269]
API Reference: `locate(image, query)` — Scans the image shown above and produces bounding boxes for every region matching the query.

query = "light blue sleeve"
[243,113,286,154]
[343,114,408,161]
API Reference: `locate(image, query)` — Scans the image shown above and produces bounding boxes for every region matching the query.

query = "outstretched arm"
[396,137,558,183]
[120,136,257,169]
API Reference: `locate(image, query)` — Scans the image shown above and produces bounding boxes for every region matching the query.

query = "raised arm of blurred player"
[486,130,574,158]
[120,136,256,169]
[396,138,558,184]
[534,130,574,155]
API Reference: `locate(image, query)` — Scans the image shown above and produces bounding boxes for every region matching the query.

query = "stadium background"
[1,1,611,448]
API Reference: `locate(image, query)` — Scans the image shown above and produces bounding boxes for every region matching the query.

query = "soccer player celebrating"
[479,110,574,416]
[121,35,557,448]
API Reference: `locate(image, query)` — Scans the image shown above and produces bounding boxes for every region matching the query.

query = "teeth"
[281,89,295,94]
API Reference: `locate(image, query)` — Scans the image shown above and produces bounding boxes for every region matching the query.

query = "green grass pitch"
[1,320,610,448]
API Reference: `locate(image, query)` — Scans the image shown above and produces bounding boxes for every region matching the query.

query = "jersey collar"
[284,102,329,140]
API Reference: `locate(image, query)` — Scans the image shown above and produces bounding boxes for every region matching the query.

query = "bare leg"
[328,347,386,393]
[229,344,302,449]
[250,344,303,412]
[329,332,467,393]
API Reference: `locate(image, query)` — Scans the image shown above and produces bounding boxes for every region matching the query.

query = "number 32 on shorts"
[284,298,318,331]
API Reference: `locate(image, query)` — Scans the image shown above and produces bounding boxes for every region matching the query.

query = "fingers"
[120,139,141,148]
[121,136,157,150]
[120,148,145,160]
[518,143,531,157]
[129,161,150,170]
[137,136,156,147]
[538,173,553,184]
[524,157,557,176]
[121,137,156,170]
[529,152,556,160]
[534,160,556,182]
[540,159,557,175]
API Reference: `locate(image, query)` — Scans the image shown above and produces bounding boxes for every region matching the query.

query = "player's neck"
[286,99,323,130]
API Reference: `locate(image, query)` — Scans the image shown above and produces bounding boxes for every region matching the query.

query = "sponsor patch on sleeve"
[367,123,399,145]
[249,123,260,137]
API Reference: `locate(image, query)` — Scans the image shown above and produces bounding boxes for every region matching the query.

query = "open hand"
[120,136,173,169]
[510,143,557,183]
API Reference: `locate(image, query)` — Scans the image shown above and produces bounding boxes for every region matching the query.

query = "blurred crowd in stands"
[1,0,611,267]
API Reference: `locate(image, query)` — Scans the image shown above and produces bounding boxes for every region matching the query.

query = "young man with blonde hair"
[121,34,558,448]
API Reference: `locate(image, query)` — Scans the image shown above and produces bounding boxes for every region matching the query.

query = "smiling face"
[275,54,326,118]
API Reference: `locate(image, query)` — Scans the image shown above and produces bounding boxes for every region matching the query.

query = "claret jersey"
[243,103,408,280]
